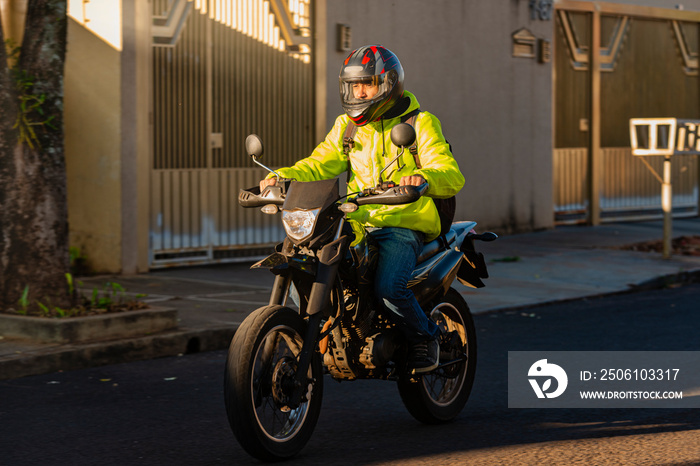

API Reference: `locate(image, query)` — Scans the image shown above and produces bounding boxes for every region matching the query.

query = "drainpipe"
[0,0,28,67]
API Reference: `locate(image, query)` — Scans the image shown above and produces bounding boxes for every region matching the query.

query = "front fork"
[270,229,350,409]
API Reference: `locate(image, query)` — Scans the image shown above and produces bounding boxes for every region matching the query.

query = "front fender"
[252,252,317,277]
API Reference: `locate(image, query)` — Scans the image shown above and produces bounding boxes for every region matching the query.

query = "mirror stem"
[376,147,406,185]
[252,155,283,179]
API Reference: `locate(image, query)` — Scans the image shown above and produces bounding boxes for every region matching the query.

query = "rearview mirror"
[390,123,416,149]
[245,134,264,159]
[245,133,283,179]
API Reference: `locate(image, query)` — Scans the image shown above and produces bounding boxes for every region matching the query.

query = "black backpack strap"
[401,109,456,237]
[342,121,357,156]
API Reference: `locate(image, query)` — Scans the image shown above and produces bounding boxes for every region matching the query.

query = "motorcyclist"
[260,45,464,374]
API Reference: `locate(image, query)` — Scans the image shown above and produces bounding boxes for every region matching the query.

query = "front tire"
[397,288,477,424]
[224,305,323,461]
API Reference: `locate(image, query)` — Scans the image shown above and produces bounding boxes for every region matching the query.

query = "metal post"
[662,156,673,259]
[588,9,602,225]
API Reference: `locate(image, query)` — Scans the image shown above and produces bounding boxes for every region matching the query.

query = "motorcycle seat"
[417,230,456,265]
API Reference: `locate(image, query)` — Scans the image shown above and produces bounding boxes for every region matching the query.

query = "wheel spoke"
[251,324,312,441]
[421,301,469,405]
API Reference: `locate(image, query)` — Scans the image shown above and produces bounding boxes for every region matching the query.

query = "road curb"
[0,325,237,380]
[470,268,700,316]
[630,268,700,290]
[0,306,178,344]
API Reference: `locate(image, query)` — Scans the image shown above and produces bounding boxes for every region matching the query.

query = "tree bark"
[0,0,69,311]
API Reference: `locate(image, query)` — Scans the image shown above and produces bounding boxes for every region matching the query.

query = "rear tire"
[224,305,323,461]
[397,288,477,424]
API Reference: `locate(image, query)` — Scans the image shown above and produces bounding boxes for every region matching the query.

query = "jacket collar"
[366,91,420,131]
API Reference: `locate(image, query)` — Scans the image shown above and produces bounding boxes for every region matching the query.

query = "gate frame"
[554,0,700,225]
[123,0,153,273]
[147,0,323,269]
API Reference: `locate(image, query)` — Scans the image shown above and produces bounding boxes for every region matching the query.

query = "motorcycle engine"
[359,331,399,369]
[342,290,372,341]
[323,287,400,377]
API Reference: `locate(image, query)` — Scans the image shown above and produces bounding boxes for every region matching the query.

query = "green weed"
[17,286,30,315]
[6,40,56,149]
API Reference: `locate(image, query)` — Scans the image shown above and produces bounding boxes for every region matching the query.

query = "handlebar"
[239,181,429,208]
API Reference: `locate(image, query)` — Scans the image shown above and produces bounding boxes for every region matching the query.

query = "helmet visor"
[340,73,394,109]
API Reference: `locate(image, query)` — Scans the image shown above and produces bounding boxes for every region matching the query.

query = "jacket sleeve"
[269,116,349,181]
[412,112,465,199]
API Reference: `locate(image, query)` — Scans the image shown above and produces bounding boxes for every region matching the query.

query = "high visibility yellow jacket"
[270,91,464,242]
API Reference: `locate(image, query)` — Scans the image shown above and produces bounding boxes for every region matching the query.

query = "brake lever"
[262,178,292,196]
[360,182,397,196]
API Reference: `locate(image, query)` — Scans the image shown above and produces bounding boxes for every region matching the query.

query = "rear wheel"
[224,305,323,461]
[397,288,477,423]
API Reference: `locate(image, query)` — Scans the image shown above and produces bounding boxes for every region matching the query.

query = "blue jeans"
[369,227,440,344]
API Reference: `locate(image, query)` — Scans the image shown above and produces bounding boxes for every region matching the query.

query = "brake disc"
[271,356,297,412]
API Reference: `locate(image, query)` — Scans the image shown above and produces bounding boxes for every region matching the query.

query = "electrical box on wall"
[539,39,551,63]
[337,24,351,52]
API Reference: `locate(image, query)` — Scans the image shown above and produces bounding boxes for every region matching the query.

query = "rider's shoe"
[408,338,439,374]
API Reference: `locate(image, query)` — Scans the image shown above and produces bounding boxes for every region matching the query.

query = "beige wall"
[64,0,150,274]
[324,0,554,233]
[64,17,123,273]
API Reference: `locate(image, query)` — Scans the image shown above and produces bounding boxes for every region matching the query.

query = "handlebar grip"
[355,182,428,206]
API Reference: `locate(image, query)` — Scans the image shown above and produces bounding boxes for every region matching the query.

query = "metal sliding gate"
[553,6,699,224]
[150,0,314,267]
[554,147,698,223]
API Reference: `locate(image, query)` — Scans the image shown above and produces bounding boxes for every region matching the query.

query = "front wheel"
[397,288,477,424]
[224,305,323,461]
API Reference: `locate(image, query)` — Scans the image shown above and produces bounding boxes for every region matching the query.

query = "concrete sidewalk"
[2,218,700,380]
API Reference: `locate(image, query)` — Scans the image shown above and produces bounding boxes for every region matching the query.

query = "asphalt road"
[2,284,700,465]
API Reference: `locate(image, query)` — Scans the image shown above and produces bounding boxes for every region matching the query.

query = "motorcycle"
[224,123,496,461]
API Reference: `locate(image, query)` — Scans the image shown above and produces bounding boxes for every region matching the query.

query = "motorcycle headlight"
[282,208,320,243]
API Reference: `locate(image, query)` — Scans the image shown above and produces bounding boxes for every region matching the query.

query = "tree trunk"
[0,0,69,311]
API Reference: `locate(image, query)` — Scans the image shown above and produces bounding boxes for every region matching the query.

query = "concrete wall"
[324,0,554,233]
[64,17,123,273]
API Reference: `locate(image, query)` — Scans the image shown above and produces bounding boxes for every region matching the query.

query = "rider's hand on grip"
[260,178,277,192]
[400,175,426,187]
